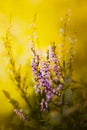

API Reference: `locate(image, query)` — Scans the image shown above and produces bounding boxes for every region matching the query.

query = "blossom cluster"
[31,42,63,111]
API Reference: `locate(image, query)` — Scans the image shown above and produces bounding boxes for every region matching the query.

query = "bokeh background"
[0,0,87,128]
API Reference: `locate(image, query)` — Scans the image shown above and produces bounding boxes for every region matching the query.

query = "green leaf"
[62,105,69,116]
[64,88,72,105]
[10,98,19,108]
[3,90,11,99]
[65,75,72,85]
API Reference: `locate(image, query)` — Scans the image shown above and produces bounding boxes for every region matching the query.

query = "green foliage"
[3,90,19,108]
[64,88,72,105]
[3,90,11,99]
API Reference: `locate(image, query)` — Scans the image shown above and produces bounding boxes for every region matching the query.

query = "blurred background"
[0,0,87,129]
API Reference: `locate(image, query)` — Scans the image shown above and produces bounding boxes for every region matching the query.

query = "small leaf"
[58,93,64,106]
[64,88,72,105]
[3,90,11,99]
[10,99,19,108]
[65,75,72,85]
[62,105,69,116]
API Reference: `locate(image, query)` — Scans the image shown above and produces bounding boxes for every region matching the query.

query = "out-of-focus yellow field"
[0,0,87,116]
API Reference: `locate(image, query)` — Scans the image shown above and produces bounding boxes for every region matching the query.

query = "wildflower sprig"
[14,109,27,122]
[31,42,63,111]
[3,29,17,82]
[58,9,78,79]
[28,14,40,50]
[3,27,32,109]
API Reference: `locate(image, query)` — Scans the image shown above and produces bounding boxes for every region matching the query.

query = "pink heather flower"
[40,99,48,111]
[31,43,63,111]
[57,84,62,90]
[14,109,26,121]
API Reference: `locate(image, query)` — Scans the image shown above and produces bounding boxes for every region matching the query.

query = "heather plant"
[31,42,63,111]
[2,12,87,130]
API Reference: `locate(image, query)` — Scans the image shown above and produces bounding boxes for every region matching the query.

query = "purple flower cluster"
[31,43,63,111]
[50,43,62,80]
